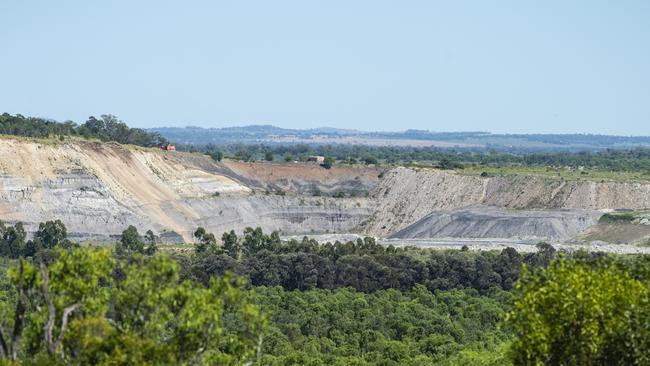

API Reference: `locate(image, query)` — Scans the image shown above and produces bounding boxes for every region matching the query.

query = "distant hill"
[148,125,364,144]
[148,125,650,152]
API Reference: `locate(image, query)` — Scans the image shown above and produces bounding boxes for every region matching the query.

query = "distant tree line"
[0,221,159,262]
[1,220,553,294]
[0,113,168,147]
[6,112,650,172]
[186,142,650,172]
[150,126,650,148]
[184,226,559,294]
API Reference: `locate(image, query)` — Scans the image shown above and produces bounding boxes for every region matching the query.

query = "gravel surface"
[382,238,650,254]
[389,206,601,242]
[283,234,650,254]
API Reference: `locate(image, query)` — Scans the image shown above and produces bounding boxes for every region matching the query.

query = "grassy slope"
[461,165,650,183]
[579,211,650,245]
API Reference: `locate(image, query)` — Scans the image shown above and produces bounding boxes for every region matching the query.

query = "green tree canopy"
[322,156,334,169]
[194,227,220,255]
[117,225,145,255]
[33,220,72,250]
[0,222,26,259]
[0,247,264,365]
[506,257,650,365]
[222,230,241,260]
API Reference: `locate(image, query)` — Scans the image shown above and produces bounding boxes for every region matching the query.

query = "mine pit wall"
[0,170,372,242]
[219,161,382,196]
[484,175,650,209]
[388,207,603,242]
[0,172,160,242]
[365,167,650,237]
[3,138,650,243]
[185,196,371,237]
[0,138,373,242]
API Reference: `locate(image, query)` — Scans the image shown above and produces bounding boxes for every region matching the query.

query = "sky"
[1,1,649,135]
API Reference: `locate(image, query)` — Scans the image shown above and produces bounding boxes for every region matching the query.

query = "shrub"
[599,212,636,223]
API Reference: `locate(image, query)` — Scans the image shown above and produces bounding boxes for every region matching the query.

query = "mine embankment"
[389,206,602,242]
[364,167,650,237]
[3,138,650,246]
[0,138,374,242]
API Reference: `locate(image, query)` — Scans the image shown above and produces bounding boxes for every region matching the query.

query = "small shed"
[307,155,325,163]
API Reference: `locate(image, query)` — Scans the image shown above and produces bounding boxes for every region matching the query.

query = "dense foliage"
[0,220,77,259]
[4,221,650,364]
[0,248,263,365]
[0,222,515,365]
[256,286,511,365]
[507,255,650,365]
[184,227,554,293]
[0,113,167,147]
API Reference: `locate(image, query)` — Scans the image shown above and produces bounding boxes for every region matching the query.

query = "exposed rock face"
[0,170,150,239]
[484,175,650,209]
[185,195,370,237]
[390,206,601,241]
[221,161,381,196]
[362,168,487,236]
[3,139,650,243]
[0,138,372,242]
[365,167,650,236]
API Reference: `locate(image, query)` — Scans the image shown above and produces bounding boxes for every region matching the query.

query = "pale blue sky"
[1,1,649,134]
